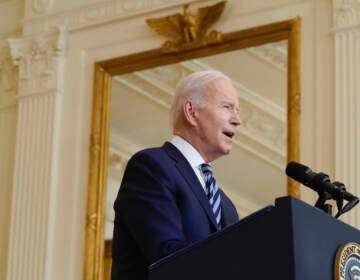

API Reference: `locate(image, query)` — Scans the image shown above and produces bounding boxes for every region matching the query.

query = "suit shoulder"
[130,146,166,161]
[129,142,175,162]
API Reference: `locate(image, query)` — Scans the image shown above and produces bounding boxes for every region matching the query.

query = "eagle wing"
[195,1,226,37]
[146,13,186,43]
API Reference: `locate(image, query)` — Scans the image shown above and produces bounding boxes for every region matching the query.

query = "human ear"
[183,99,197,126]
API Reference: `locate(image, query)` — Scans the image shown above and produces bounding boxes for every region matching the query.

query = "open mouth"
[223,131,235,139]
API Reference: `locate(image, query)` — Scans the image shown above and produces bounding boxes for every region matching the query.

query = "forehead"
[205,78,239,103]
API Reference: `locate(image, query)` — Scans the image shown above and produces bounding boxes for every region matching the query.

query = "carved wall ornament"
[288,91,301,115]
[8,27,67,97]
[87,213,98,231]
[248,42,287,71]
[333,0,360,29]
[32,0,54,14]
[23,0,188,34]
[146,1,226,53]
[0,42,18,94]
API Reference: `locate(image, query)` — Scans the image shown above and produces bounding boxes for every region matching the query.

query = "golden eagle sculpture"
[146,1,227,53]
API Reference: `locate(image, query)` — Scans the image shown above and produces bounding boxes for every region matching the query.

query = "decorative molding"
[8,26,67,98]
[0,39,17,108]
[23,0,200,34]
[6,27,67,280]
[334,29,360,227]
[32,0,54,14]
[0,35,18,280]
[146,1,226,53]
[113,60,286,169]
[86,213,98,231]
[333,0,360,29]
[247,41,287,72]
[7,93,60,280]
[0,29,22,41]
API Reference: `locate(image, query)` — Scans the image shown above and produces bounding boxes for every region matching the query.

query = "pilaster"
[0,38,17,280]
[6,26,67,280]
[333,0,360,226]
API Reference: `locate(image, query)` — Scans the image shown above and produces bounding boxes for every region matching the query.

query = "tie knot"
[200,163,213,176]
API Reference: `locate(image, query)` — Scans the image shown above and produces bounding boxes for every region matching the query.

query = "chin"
[224,143,233,153]
[221,147,231,155]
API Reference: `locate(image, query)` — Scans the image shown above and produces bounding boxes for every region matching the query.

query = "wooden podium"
[149,196,360,280]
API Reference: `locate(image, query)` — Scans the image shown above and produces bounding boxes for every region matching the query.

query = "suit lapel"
[162,142,218,229]
[219,190,236,227]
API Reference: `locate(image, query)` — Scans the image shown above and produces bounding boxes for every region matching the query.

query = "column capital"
[8,26,67,98]
[0,39,17,109]
[333,0,360,30]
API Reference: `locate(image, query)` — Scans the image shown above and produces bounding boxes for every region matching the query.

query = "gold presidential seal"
[335,243,360,280]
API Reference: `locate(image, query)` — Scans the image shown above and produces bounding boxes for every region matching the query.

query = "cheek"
[211,117,226,130]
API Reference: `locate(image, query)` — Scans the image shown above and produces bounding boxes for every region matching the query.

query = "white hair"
[170,70,231,127]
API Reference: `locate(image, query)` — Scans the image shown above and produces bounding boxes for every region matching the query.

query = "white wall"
[1,0,356,279]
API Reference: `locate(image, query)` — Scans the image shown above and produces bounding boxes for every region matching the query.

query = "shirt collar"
[170,136,206,168]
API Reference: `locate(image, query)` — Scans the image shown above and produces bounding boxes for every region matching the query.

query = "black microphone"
[285,162,357,203]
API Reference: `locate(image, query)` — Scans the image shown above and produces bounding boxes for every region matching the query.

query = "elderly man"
[111,70,241,280]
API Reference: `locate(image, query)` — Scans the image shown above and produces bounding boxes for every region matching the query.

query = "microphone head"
[285,162,314,185]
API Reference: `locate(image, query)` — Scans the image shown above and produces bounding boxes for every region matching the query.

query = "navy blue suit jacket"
[111,142,239,280]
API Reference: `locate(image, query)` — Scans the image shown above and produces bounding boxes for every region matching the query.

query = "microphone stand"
[314,181,359,219]
[332,181,360,218]
[314,189,333,215]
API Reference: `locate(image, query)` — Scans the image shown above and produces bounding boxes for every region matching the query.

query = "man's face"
[192,78,241,162]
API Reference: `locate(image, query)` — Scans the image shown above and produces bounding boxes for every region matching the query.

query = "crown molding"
[22,0,203,35]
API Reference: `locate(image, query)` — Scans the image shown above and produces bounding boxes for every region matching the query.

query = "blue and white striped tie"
[200,163,222,230]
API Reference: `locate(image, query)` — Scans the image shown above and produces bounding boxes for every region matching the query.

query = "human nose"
[231,110,241,126]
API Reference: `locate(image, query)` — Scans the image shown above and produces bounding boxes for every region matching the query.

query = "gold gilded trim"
[146,1,226,53]
[84,64,112,280]
[287,17,301,198]
[334,242,360,280]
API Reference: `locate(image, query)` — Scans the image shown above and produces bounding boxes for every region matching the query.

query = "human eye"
[222,103,231,110]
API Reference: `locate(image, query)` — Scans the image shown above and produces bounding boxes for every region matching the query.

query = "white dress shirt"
[170,136,208,192]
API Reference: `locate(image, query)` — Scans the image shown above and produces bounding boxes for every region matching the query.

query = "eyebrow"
[220,101,240,113]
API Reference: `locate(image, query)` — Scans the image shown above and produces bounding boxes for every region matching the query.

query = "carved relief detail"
[0,42,17,90]
[247,41,287,71]
[108,152,127,172]
[288,91,300,115]
[146,1,226,53]
[8,27,67,97]
[0,40,17,108]
[32,0,54,14]
[87,213,98,231]
[24,0,188,34]
[333,0,360,29]
[240,104,286,150]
